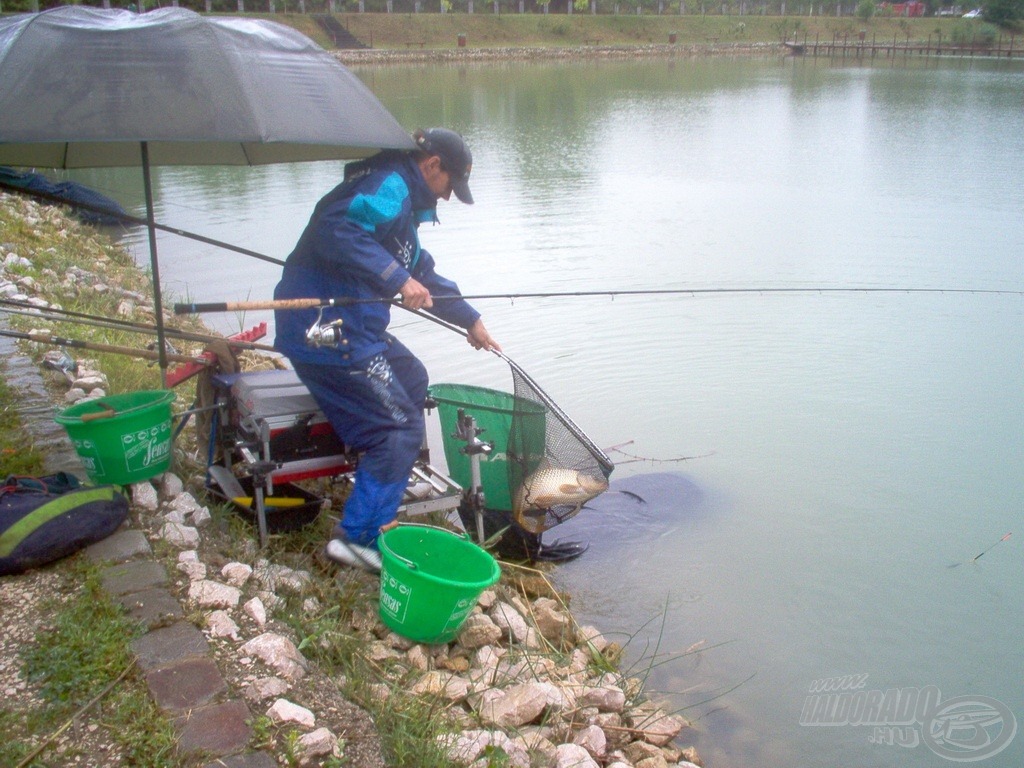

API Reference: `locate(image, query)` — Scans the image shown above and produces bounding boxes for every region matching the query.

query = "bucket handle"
[379,523,473,571]
[79,402,117,422]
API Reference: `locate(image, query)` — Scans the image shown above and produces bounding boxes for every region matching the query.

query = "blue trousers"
[293,336,427,547]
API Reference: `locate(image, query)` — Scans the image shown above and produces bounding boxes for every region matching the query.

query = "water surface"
[71,54,1024,767]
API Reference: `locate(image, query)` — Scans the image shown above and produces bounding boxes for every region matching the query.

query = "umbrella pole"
[141,142,169,386]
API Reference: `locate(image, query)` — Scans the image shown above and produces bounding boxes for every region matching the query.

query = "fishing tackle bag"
[0,473,129,576]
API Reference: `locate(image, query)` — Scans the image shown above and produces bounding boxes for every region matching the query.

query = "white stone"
[629,708,688,747]
[488,601,531,644]
[458,613,502,649]
[244,676,289,702]
[177,550,198,562]
[244,596,268,628]
[159,472,184,499]
[554,743,600,768]
[532,597,572,644]
[191,506,212,527]
[240,632,308,681]
[63,387,87,403]
[163,508,187,525]
[579,683,627,713]
[221,562,253,587]
[440,729,530,768]
[159,522,200,548]
[131,481,159,511]
[478,681,561,728]
[188,579,241,609]
[573,724,608,758]
[206,609,240,640]
[267,698,316,728]
[577,624,609,653]
[410,670,470,702]
[406,644,430,671]
[176,560,207,581]
[295,727,340,766]
[171,491,201,515]
[72,374,107,392]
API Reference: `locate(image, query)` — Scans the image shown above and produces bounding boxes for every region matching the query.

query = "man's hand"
[399,277,432,310]
[467,318,501,352]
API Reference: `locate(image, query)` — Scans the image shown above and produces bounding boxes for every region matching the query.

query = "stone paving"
[84,528,273,766]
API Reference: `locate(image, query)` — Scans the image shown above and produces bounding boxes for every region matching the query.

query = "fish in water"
[513,460,609,522]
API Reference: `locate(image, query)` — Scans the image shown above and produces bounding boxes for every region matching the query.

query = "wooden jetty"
[785,32,1021,59]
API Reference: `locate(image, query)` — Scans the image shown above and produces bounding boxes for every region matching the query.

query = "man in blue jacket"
[274,128,499,571]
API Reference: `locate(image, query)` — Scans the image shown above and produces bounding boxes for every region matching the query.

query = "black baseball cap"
[414,127,474,204]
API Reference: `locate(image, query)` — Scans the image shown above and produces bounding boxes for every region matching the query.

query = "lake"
[71,53,1024,767]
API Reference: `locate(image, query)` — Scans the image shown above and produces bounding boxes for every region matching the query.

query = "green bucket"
[378,524,501,644]
[429,383,545,512]
[55,390,175,486]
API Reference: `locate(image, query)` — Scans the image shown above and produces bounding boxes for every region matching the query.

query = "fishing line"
[949,532,1012,568]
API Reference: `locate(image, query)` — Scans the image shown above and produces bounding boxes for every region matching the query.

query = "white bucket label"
[379,567,411,625]
[71,437,105,478]
[120,421,171,474]
[441,596,475,635]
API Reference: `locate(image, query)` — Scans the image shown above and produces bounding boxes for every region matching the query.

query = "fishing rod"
[173,285,1024,315]
[0,328,208,366]
[0,298,276,352]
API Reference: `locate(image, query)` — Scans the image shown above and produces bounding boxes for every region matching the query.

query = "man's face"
[418,154,453,202]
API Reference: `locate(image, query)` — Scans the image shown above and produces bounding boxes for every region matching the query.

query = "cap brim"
[452,178,474,205]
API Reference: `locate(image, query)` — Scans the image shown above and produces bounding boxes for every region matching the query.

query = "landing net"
[502,352,614,534]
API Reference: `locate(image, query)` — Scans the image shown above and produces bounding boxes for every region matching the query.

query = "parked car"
[963,8,983,17]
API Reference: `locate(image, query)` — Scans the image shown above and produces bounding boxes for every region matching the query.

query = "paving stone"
[131,621,209,672]
[146,656,227,712]
[100,559,167,596]
[175,700,252,757]
[201,752,277,768]
[113,587,183,629]
[83,528,152,564]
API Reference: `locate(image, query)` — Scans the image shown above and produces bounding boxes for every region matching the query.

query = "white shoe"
[326,537,382,573]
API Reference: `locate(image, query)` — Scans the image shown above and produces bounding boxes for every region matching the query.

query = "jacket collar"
[397,153,440,223]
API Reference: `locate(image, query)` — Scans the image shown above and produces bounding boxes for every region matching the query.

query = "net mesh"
[504,355,614,534]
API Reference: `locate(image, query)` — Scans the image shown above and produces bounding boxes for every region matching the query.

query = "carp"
[512,459,609,519]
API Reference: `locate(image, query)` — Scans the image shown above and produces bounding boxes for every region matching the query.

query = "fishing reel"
[305,306,345,348]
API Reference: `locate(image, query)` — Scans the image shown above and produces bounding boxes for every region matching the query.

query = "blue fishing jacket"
[274,151,480,367]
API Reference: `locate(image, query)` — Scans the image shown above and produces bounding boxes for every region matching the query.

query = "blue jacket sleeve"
[414,248,481,329]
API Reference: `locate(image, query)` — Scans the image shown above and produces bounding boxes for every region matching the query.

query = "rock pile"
[351,587,700,768]
[138,469,700,768]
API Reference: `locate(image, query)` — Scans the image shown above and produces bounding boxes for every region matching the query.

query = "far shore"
[333,39,785,64]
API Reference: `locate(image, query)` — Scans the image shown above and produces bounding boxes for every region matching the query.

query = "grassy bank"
[263,11,990,50]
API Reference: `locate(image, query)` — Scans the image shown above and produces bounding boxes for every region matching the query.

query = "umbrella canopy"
[0,6,415,167]
[0,7,416,378]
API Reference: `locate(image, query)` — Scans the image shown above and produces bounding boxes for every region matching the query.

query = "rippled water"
[68,55,1024,767]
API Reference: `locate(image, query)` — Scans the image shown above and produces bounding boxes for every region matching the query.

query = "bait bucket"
[55,390,175,485]
[378,524,501,644]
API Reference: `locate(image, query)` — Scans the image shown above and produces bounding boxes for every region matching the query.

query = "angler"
[273,127,500,571]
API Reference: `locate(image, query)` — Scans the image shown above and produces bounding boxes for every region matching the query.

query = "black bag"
[0,473,129,576]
